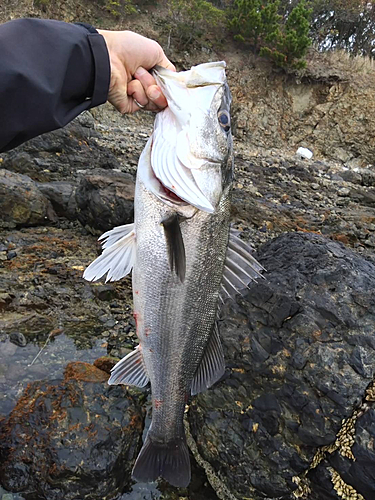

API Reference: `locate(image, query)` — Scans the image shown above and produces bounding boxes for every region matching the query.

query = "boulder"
[75,168,135,232]
[37,181,77,220]
[0,362,144,500]
[0,169,56,228]
[189,232,375,500]
[0,113,121,183]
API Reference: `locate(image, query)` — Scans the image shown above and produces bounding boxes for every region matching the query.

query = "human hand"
[97,29,175,113]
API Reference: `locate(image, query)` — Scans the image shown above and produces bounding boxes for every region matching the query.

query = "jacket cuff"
[87,33,111,108]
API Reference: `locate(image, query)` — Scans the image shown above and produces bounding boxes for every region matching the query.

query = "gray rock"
[75,168,135,231]
[37,181,77,219]
[189,232,375,499]
[0,118,121,184]
[0,169,56,228]
[8,333,26,348]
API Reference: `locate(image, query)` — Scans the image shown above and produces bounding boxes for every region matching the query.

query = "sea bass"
[84,61,263,488]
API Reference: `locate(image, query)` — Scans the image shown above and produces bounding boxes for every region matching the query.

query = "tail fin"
[132,432,191,488]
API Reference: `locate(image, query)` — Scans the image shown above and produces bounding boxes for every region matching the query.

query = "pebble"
[338,187,351,196]
[9,332,27,347]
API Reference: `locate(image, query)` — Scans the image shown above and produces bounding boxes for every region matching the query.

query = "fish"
[83,61,264,488]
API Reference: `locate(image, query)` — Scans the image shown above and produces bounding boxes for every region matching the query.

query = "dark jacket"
[0,18,110,152]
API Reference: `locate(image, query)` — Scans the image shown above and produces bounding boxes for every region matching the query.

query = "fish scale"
[84,61,264,488]
[134,178,231,443]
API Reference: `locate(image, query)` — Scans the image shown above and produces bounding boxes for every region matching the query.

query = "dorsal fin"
[161,214,186,283]
[220,228,265,302]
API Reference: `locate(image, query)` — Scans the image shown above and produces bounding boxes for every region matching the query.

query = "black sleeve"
[0,18,110,153]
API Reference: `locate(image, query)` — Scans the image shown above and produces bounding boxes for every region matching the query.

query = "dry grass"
[302,47,375,84]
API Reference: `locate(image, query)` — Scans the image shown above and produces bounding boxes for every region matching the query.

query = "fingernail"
[148,87,161,100]
[134,67,147,78]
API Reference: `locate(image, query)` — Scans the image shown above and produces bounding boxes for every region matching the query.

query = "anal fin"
[108,346,149,387]
[191,323,225,395]
[161,214,186,283]
[83,223,136,283]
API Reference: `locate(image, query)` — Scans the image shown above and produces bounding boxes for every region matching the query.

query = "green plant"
[228,0,281,49]
[105,0,136,17]
[165,0,225,47]
[228,0,312,69]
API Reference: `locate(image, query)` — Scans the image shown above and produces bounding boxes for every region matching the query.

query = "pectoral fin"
[83,223,136,283]
[191,323,225,395]
[162,214,186,283]
[220,228,265,301]
[108,346,149,387]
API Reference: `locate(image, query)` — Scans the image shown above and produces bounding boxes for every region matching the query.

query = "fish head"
[148,62,233,215]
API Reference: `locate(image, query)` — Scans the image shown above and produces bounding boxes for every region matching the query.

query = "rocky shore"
[1,58,375,499]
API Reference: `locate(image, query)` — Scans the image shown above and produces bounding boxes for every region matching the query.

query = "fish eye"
[218,110,231,133]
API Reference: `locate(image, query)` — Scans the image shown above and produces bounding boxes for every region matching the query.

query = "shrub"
[229,0,312,69]
[164,0,226,47]
[105,0,136,17]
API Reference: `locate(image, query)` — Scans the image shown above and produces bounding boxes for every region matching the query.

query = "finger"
[147,85,168,109]
[134,67,168,109]
[127,79,149,107]
[156,50,176,72]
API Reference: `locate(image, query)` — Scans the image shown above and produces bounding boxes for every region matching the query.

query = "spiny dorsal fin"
[219,228,265,302]
[161,214,186,283]
[108,346,149,387]
[191,323,225,395]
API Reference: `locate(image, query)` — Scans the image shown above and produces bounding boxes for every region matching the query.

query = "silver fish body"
[130,66,233,485]
[134,179,231,441]
[83,62,263,488]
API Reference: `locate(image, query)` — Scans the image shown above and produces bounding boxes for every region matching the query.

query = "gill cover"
[151,62,231,212]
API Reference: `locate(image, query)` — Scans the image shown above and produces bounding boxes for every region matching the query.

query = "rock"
[0,170,57,228]
[0,117,121,183]
[326,407,375,499]
[8,333,26,348]
[0,362,144,499]
[75,168,135,231]
[37,181,77,219]
[93,356,118,374]
[93,284,118,302]
[189,232,375,500]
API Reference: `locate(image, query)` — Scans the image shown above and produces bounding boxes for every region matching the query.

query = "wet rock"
[0,170,57,228]
[0,362,144,500]
[75,168,134,231]
[93,355,118,374]
[189,232,375,500]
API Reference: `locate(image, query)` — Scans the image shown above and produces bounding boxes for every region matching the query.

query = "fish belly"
[131,177,230,486]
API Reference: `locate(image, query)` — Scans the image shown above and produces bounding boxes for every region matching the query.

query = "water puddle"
[0,332,106,417]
